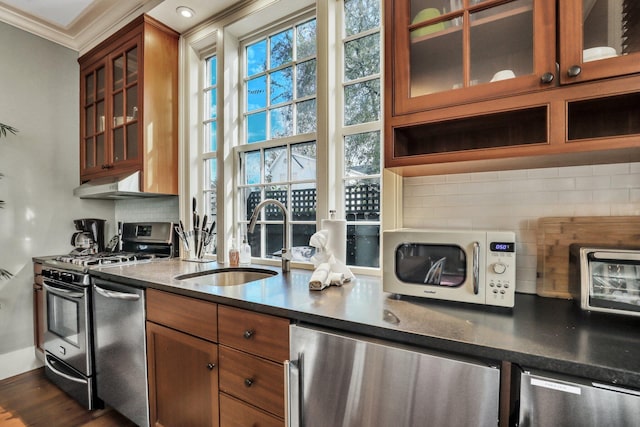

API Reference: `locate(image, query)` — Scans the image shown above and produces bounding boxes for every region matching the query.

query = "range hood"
[73,171,171,199]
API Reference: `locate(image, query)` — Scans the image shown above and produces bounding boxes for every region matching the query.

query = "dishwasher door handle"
[94,284,141,301]
[45,355,88,385]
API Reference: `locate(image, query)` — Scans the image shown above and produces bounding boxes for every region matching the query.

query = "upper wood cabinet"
[559,0,640,84]
[387,0,556,115]
[385,0,640,175]
[78,15,179,195]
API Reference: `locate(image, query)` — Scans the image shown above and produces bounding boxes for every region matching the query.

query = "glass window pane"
[344,0,380,36]
[344,79,380,126]
[291,223,316,261]
[113,55,123,90]
[296,19,317,58]
[296,59,316,97]
[247,76,267,111]
[296,99,316,134]
[345,178,380,220]
[243,151,261,185]
[205,158,217,191]
[270,67,293,105]
[344,34,380,81]
[206,121,217,152]
[291,142,316,181]
[291,183,317,220]
[270,29,293,68]
[344,131,380,175]
[207,88,217,119]
[207,55,217,86]
[270,105,293,139]
[245,187,262,221]
[347,224,380,267]
[85,138,95,168]
[96,67,105,99]
[96,134,104,167]
[265,224,284,258]
[113,127,124,162]
[113,92,123,123]
[126,85,138,120]
[265,146,286,183]
[85,74,94,104]
[86,105,94,135]
[97,101,104,132]
[247,40,267,77]
[264,186,288,217]
[247,111,267,143]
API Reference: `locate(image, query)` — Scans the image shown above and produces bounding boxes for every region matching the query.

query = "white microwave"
[383,229,516,308]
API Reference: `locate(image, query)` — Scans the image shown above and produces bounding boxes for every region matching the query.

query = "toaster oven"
[383,229,516,307]
[570,246,640,317]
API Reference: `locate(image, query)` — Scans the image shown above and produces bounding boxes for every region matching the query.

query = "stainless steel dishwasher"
[287,324,501,427]
[92,278,149,427]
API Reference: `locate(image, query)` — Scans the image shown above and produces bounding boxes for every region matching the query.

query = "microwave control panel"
[485,231,516,306]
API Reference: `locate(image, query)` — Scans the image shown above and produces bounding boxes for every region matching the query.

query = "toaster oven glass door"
[588,252,640,313]
[395,243,467,287]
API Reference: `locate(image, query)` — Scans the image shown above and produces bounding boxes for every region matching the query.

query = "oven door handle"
[43,282,85,299]
[94,284,141,301]
[45,355,88,385]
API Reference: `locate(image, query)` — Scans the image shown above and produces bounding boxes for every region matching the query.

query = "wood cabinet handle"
[540,72,554,84]
[244,378,254,387]
[567,65,582,77]
[243,329,255,339]
[207,363,216,370]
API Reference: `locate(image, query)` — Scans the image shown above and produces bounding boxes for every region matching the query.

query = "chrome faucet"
[248,199,291,272]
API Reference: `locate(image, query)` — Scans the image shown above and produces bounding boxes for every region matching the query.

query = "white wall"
[0,22,116,380]
[403,162,640,294]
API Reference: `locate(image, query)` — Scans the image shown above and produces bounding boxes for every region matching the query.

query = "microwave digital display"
[490,242,515,253]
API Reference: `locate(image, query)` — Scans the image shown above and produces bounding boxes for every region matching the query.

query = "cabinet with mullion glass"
[78,14,179,196]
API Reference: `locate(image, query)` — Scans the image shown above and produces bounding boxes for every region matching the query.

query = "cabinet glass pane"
[126,85,138,121]
[113,55,123,91]
[113,92,123,126]
[470,0,533,85]
[85,106,94,135]
[97,101,105,133]
[84,138,95,168]
[113,127,124,162]
[583,0,638,61]
[126,47,138,83]
[410,17,463,96]
[85,74,94,104]
[97,67,105,100]
[96,134,104,167]
[126,123,138,160]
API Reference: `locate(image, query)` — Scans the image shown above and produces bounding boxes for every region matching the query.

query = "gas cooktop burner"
[55,252,157,267]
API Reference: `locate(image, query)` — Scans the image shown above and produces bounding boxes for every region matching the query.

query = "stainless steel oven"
[42,266,97,409]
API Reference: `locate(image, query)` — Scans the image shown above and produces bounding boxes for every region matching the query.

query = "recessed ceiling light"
[176,6,195,18]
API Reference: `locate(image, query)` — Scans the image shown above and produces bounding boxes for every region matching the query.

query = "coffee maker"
[71,218,106,255]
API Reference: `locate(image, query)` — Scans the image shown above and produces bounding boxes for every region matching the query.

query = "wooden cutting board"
[536,216,640,298]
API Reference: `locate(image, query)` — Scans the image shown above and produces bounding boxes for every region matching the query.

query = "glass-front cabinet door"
[389,0,555,114]
[559,0,640,84]
[109,40,140,169]
[80,63,106,176]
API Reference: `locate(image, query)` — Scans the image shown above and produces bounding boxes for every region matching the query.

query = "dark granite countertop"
[90,259,640,390]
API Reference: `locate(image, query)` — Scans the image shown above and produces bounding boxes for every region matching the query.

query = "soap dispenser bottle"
[239,235,252,266]
[229,238,240,267]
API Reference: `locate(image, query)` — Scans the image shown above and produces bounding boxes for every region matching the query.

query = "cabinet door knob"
[244,378,254,387]
[243,329,255,339]
[567,65,582,77]
[207,363,216,370]
[540,72,554,84]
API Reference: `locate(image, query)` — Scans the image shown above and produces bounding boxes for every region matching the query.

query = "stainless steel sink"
[174,267,278,286]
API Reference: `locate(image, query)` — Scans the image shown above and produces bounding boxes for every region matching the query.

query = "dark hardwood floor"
[0,368,137,427]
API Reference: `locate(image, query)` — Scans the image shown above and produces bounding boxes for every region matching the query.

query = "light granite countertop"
[90,258,640,390]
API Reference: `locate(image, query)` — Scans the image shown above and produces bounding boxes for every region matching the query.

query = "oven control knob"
[492,262,507,274]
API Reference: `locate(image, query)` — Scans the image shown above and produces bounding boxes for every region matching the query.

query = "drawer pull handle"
[243,329,255,339]
[244,378,254,387]
[567,65,581,77]
[207,363,216,370]
[540,72,554,84]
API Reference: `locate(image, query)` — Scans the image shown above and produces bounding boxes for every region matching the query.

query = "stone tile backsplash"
[402,162,640,294]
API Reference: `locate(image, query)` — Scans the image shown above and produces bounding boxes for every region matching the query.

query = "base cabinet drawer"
[220,393,283,427]
[219,345,285,418]
[147,288,218,341]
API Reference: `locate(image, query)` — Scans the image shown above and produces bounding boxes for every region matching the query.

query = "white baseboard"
[0,346,44,381]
